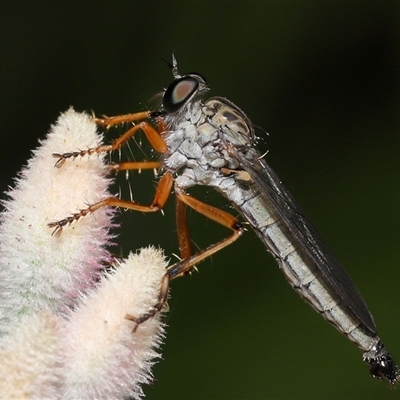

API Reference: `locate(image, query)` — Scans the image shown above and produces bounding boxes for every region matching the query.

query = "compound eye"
[163,76,199,114]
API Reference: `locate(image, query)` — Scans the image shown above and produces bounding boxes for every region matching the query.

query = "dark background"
[1,1,399,399]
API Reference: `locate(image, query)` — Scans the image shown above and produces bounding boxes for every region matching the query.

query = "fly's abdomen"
[230,186,378,351]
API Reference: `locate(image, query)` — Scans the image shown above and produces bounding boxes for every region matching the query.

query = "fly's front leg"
[94,111,151,127]
[49,111,170,235]
[53,111,168,167]
[108,161,162,173]
[127,187,244,330]
[48,172,173,236]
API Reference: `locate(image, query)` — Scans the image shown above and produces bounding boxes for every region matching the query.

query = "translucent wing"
[236,150,377,335]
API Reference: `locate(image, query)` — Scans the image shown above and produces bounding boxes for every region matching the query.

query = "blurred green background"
[1,1,399,399]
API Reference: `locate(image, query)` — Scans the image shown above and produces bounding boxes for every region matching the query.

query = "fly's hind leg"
[126,186,244,331]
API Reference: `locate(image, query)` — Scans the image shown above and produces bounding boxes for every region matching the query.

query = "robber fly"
[49,55,398,384]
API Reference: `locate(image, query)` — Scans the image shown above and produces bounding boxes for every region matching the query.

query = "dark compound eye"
[163,76,199,114]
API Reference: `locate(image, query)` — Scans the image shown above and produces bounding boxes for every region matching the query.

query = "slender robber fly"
[49,55,398,384]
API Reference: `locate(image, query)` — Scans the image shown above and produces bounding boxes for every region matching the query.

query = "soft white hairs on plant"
[0,109,167,399]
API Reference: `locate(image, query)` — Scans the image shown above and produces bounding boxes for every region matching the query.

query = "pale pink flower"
[0,109,167,398]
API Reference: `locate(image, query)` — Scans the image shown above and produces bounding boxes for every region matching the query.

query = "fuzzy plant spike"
[62,248,167,399]
[0,312,62,399]
[0,249,167,399]
[0,108,115,334]
[0,109,168,398]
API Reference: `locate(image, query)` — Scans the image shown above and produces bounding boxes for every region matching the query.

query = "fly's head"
[163,72,208,115]
[156,54,209,129]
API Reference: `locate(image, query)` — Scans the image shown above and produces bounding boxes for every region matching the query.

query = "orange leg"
[50,111,168,235]
[93,111,151,127]
[51,111,243,331]
[53,111,168,168]
[168,188,244,276]
[95,112,168,154]
[126,187,244,330]
[48,172,173,237]
[108,161,162,172]
[175,194,193,262]
[53,122,167,168]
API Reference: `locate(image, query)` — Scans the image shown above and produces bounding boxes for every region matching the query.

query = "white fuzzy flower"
[63,249,167,399]
[0,109,168,398]
[0,312,62,399]
[0,108,114,332]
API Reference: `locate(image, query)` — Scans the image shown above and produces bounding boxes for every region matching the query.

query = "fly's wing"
[237,151,377,335]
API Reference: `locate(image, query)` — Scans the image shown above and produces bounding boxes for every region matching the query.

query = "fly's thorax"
[162,99,204,131]
[161,90,257,195]
[204,97,255,147]
[162,102,242,177]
